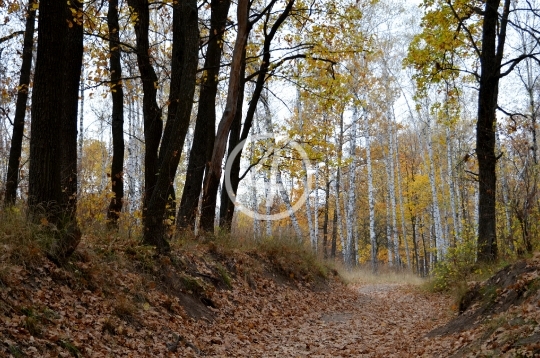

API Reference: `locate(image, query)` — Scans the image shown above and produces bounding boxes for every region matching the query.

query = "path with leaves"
[0,254,454,357]
[202,281,453,357]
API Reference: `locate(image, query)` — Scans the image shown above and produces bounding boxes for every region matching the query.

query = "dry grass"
[0,207,49,268]
[1,206,336,292]
[337,264,426,286]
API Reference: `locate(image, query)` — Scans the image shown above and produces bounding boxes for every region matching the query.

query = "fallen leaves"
[2,241,538,357]
[1,247,455,357]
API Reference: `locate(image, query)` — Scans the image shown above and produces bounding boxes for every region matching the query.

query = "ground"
[1,238,539,357]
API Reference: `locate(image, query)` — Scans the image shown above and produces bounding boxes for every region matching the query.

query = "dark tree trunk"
[28,0,83,264]
[144,0,199,252]
[476,0,510,262]
[219,55,246,229]
[4,1,35,206]
[216,0,296,230]
[60,0,84,218]
[126,0,163,219]
[176,0,231,230]
[199,0,250,232]
[106,0,125,229]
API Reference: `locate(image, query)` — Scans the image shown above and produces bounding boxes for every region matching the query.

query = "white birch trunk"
[313,164,319,251]
[393,119,410,269]
[446,126,460,243]
[365,112,377,272]
[387,114,400,266]
[302,161,315,249]
[427,117,447,258]
[345,112,358,266]
[264,106,302,240]
[336,112,345,260]
[250,163,260,238]
[297,92,315,249]
[386,189,393,266]
[335,173,346,259]
[264,171,272,237]
[276,170,303,240]
[497,131,513,249]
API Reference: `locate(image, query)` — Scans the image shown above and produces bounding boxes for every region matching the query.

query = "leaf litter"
[1,240,539,357]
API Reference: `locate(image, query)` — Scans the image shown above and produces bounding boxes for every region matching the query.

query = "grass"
[112,296,137,321]
[337,264,426,286]
[0,205,341,307]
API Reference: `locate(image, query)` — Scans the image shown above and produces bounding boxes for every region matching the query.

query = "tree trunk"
[365,111,377,273]
[176,0,231,230]
[218,0,296,231]
[106,0,125,228]
[126,0,163,220]
[28,0,83,264]
[144,0,199,252]
[218,54,246,229]
[200,0,250,232]
[298,96,315,250]
[394,120,410,269]
[445,126,459,244]
[331,201,337,258]
[263,101,303,239]
[386,112,400,267]
[4,1,35,206]
[335,113,345,261]
[322,167,330,259]
[60,0,84,217]
[345,112,358,267]
[426,115,446,259]
[476,0,511,262]
[314,163,319,252]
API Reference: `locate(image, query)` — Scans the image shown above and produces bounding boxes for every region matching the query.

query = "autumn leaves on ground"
[1,214,540,357]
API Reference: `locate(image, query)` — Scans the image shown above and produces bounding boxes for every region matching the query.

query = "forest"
[1,0,540,356]
[0,0,540,276]
[0,0,539,273]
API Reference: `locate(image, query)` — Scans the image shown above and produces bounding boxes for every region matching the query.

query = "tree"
[217,0,297,230]
[144,0,199,251]
[105,0,125,229]
[28,0,84,263]
[4,0,36,206]
[405,0,540,261]
[126,0,163,228]
[199,0,250,232]
[176,0,231,230]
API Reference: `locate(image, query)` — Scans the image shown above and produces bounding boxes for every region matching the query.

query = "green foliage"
[429,238,478,292]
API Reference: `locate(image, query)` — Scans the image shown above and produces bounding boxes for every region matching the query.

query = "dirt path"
[204,282,453,357]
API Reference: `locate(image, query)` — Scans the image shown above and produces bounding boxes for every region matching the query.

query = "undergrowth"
[424,239,521,308]
[0,205,336,292]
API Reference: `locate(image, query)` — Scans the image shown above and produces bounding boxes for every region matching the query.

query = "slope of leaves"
[423,253,540,357]
[0,212,458,357]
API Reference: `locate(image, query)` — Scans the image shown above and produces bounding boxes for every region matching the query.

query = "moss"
[215,263,232,289]
[180,275,205,294]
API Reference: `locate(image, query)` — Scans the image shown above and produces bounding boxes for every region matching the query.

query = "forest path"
[206,282,453,357]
